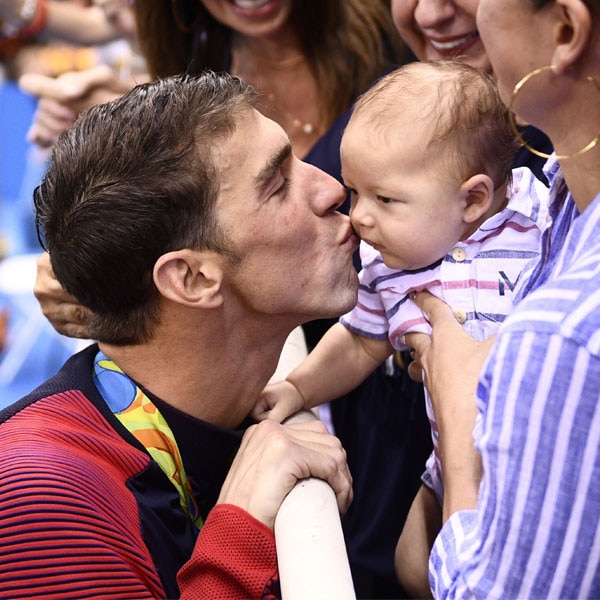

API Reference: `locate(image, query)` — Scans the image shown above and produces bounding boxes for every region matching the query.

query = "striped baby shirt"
[341,166,549,500]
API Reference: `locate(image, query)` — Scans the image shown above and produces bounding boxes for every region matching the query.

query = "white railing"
[274,409,356,600]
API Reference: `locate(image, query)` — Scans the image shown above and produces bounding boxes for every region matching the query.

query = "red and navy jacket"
[0,344,278,599]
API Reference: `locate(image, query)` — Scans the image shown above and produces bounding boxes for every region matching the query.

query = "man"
[0,72,356,598]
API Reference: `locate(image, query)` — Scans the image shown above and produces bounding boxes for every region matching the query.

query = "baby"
[253,60,549,596]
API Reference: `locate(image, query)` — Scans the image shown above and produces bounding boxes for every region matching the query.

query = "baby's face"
[340,116,469,271]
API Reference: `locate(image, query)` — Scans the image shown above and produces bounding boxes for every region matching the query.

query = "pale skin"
[410,0,600,527]
[19,0,320,156]
[0,0,124,44]
[88,106,358,530]
[383,1,510,593]
[403,0,600,594]
[252,84,505,422]
[252,79,509,598]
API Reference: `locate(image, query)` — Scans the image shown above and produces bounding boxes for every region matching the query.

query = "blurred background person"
[0,0,146,402]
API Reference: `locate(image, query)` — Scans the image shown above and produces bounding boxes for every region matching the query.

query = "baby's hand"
[252,380,305,423]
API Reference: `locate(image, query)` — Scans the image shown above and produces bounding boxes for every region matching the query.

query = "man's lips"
[342,226,360,250]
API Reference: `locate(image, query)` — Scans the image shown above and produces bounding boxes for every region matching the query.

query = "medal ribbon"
[93,351,202,531]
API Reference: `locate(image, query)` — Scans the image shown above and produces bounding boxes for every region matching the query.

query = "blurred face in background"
[93,0,137,37]
[391,0,492,72]
[476,0,555,121]
[199,0,295,38]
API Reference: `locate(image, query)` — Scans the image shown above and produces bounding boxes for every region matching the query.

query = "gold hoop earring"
[509,65,600,160]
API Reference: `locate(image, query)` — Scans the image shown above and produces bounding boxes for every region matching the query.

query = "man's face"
[213,108,359,324]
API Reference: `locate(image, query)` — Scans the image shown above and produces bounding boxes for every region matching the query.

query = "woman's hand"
[406,291,494,521]
[405,291,494,406]
[34,252,92,339]
[19,65,128,148]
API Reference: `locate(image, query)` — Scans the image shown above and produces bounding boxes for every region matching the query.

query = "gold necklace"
[262,90,319,135]
[250,52,306,70]
[232,44,320,137]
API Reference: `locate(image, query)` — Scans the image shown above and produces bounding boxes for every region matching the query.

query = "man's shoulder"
[0,346,152,490]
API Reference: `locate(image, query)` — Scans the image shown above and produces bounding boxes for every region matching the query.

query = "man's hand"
[217,420,352,529]
[34,252,92,339]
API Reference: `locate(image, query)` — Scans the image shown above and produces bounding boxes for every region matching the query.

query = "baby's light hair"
[351,60,517,189]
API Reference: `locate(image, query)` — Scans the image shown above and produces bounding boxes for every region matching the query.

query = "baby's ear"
[460,174,495,224]
[153,249,224,309]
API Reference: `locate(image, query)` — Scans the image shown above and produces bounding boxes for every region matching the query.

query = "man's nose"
[310,167,347,215]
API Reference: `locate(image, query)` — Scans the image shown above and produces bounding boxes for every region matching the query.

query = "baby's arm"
[253,322,393,422]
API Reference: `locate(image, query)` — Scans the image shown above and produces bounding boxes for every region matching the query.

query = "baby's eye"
[377,196,393,204]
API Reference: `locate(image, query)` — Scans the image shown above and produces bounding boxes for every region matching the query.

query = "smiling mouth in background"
[227,0,271,9]
[428,31,480,56]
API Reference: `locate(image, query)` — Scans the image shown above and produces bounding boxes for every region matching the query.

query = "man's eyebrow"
[254,142,292,194]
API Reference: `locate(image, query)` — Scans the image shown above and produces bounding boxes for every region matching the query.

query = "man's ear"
[551,0,593,74]
[153,249,224,309]
[460,174,495,225]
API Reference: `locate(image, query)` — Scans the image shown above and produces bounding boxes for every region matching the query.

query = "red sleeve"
[178,504,279,600]
[0,399,166,598]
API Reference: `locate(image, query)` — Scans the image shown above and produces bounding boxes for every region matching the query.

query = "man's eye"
[275,177,291,196]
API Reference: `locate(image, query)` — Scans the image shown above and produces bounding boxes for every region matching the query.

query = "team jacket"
[0,344,278,599]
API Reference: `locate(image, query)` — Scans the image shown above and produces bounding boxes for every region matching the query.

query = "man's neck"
[98,314,291,429]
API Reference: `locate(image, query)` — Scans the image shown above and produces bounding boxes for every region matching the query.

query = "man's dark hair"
[35,72,259,345]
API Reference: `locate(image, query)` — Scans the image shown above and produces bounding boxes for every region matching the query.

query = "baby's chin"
[381,253,438,273]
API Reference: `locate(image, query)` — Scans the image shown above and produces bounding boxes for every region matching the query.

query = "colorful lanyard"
[93,351,203,531]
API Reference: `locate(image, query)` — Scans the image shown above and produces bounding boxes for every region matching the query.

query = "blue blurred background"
[0,80,84,408]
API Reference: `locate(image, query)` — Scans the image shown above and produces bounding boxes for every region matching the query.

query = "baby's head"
[341,60,517,271]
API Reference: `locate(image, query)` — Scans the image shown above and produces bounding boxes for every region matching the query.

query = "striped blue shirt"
[430,158,600,598]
